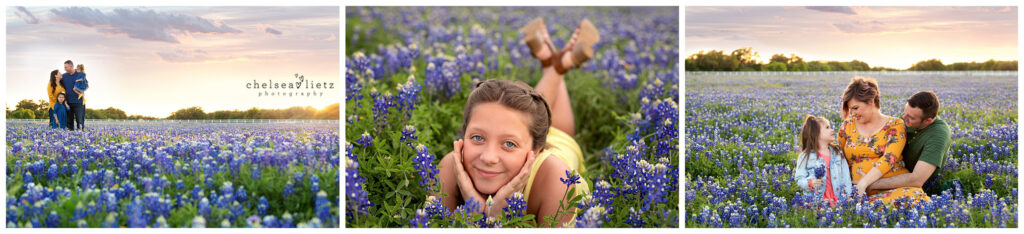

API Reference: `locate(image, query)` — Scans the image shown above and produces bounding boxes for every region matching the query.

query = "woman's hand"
[451,139,485,211]
[855,182,868,195]
[853,167,882,195]
[486,150,536,216]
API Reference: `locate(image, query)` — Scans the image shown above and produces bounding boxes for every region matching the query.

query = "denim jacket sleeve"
[833,148,854,196]
[794,151,815,192]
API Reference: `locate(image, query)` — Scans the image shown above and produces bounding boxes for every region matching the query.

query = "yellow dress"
[523,127,591,201]
[839,116,929,203]
[46,83,65,109]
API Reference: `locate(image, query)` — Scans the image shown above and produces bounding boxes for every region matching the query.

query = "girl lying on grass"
[435,17,600,227]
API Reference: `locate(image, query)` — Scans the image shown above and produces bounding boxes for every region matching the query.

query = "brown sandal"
[520,18,558,68]
[554,19,600,75]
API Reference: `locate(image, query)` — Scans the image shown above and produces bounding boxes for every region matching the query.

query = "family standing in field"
[45,60,90,131]
[795,77,952,206]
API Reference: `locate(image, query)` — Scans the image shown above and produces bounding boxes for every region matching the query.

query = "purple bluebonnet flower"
[401,125,418,145]
[23,171,33,185]
[246,215,262,228]
[503,192,526,219]
[315,191,333,226]
[281,212,295,228]
[560,170,581,187]
[638,79,665,103]
[814,166,826,179]
[575,205,607,228]
[357,131,373,148]
[346,142,357,161]
[423,195,450,218]
[258,196,269,216]
[396,75,422,116]
[413,144,439,187]
[73,202,86,221]
[625,207,647,227]
[372,91,395,126]
[229,201,245,221]
[103,213,119,228]
[425,59,462,99]
[283,181,295,199]
[46,164,58,181]
[235,186,248,203]
[127,198,148,228]
[409,209,430,228]
[592,180,615,211]
[310,174,321,194]
[263,215,279,228]
[346,69,363,104]
[198,197,211,217]
[154,216,169,228]
[46,211,59,227]
[457,196,482,215]
[251,166,261,181]
[398,43,420,70]
[346,158,373,221]
[220,181,234,198]
[350,52,370,72]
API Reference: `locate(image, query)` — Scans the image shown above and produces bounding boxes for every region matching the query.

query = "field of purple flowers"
[345,6,678,227]
[685,72,1018,228]
[6,121,340,228]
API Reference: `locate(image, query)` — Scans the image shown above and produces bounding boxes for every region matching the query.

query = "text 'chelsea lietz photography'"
[246,73,337,97]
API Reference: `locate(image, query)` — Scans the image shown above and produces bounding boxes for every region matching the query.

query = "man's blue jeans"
[68,102,85,130]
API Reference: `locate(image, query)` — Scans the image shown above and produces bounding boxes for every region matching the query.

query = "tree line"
[6,100,339,120]
[165,104,339,120]
[685,47,1017,72]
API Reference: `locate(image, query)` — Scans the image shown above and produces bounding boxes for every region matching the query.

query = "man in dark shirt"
[60,60,86,130]
[868,91,951,191]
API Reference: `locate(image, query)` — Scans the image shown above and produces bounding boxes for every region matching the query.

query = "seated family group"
[794,77,952,206]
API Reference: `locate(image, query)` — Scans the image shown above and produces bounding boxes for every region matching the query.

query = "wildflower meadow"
[685,72,1018,228]
[6,121,340,228]
[345,6,679,227]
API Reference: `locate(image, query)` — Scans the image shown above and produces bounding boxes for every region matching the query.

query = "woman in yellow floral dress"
[838,77,929,204]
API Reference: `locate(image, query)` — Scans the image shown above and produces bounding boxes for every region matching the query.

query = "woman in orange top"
[838,77,929,204]
[46,70,66,127]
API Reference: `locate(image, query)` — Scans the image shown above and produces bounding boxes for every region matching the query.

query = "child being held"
[793,115,852,206]
[74,64,89,102]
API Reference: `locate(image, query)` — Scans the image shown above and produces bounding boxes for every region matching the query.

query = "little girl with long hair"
[793,115,852,206]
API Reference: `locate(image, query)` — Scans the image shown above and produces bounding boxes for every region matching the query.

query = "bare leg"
[552,76,575,136]
[533,24,584,136]
[534,66,575,136]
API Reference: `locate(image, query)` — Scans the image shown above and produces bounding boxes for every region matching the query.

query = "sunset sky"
[686,6,1018,69]
[6,6,339,117]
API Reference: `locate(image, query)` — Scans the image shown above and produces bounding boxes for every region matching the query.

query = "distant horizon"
[6,100,340,119]
[686,47,1018,70]
[6,6,340,117]
[687,6,1018,69]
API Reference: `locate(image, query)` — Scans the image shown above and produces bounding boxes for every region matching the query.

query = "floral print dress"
[838,116,930,203]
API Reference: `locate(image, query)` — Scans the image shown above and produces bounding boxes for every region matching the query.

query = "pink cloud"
[49,7,242,43]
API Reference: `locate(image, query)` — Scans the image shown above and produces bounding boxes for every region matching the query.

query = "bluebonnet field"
[6,121,340,228]
[685,72,1018,227]
[345,7,678,227]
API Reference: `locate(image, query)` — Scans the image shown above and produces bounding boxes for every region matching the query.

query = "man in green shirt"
[868,91,951,191]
